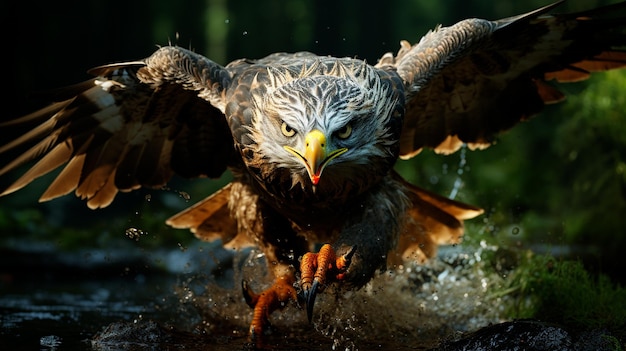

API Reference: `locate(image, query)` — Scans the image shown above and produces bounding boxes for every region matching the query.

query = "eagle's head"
[236,59,404,203]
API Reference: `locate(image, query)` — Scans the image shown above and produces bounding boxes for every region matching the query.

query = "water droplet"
[178,191,190,201]
[242,31,248,36]
[224,19,230,24]
[40,335,62,348]
[125,227,146,241]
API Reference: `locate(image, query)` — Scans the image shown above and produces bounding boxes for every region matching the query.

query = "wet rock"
[434,319,620,351]
[91,320,213,351]
[91,319,255,350]
[92,320,169,349]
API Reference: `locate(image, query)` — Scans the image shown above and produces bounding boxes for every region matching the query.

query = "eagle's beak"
[284,129,347,185]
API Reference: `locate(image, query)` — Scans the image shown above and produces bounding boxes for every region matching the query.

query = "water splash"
[173,244,513,349]
[40,335,62,348]
[449,144,467,200]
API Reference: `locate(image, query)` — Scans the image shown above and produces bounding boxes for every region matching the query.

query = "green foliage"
[554,70,626,244]
[502,252,626,333]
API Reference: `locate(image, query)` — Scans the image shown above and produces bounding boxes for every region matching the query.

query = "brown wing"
[377,1,626,158]
[388,171,484,265]
[0,46,236,209]
[165,182,256,250]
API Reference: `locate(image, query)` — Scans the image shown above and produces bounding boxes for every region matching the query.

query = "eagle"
[1,1,625,348]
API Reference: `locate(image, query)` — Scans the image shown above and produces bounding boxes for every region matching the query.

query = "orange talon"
[242,276,297,349]
[299,244,357,322]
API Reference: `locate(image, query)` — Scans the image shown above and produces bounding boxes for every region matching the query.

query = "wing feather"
[534,79,566,104]
[166,183,251,249]
[76,141,121,201]
[40,153,86,202]
[1,46,236,208]
[381,1,626,158]
[2,141,74,197]
[84,170,119,209]
[389,172,484,264]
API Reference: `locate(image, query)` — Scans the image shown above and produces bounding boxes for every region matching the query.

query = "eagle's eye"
[281,122,296,137]
[336,123,352,139]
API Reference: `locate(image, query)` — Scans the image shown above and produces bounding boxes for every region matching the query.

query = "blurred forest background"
[1,0,625,285]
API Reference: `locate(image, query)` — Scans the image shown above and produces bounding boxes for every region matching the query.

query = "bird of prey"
[1,1,625,348]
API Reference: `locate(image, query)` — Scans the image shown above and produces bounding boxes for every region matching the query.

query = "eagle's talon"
[299,244,358,322]
[241,276,297,349]
[340,245,357,270]
[242,279,259,308]
[305,278,320,323]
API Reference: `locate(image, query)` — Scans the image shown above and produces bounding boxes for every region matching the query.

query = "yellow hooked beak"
[284,129,348,186]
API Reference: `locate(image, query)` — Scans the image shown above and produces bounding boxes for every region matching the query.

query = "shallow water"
[4,239,583,350]
[2,278,164,349]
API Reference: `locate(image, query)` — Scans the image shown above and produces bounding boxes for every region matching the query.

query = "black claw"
[344,245,357,263]
[305,279,319,323]
[303,245,358,324]
[242,280,255,308]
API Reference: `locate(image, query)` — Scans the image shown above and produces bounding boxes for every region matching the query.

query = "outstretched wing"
[378,1,626,158]
[0,46,236,209]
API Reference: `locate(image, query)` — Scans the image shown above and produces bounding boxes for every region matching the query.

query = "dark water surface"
[0,239,495,350]
[0,243,183,349]
[1,241,620,350]
[2,277,165,349]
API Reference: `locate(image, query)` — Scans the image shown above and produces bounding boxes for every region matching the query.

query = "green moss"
[600,334,623,351]
[502,252,626,334]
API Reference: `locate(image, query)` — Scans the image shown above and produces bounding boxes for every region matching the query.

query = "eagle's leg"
[297,179,410,323]
[231,183,310,347]
[300,244,357,322]
[242,269,297,348]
